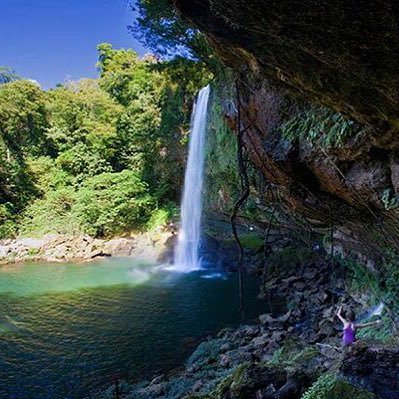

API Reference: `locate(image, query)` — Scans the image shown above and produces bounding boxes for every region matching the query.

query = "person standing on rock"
[337,306,382,346]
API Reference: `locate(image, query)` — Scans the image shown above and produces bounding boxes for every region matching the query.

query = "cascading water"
[174,85,210,272]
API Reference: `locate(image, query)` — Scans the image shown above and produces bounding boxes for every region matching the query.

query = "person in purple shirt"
[337,306,382,346]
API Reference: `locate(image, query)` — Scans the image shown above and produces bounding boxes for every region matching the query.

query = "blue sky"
[0,0,150,89]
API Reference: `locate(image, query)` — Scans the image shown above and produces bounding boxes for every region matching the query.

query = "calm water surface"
[0,258,270,399]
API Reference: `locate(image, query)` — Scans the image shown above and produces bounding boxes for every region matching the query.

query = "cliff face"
[175,0,399,253]
[175,0,399,134]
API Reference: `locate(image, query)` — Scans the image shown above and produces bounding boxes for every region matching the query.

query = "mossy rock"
[239,233,265,252]
[301,373,379,399]
[210,362,252,398]
[200,362,308,399]
[329,381,379,399]
[267,341,320,368]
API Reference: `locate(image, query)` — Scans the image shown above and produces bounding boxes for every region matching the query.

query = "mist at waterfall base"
[0,258,274,399]
[174,85,210,272]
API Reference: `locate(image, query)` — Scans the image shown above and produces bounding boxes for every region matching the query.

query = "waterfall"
[174,85,210,272]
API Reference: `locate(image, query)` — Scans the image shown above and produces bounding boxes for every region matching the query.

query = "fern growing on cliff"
[301,373,376,399]
[281,106,367,148]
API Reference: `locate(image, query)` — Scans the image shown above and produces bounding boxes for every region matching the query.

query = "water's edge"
[0,230,174,265]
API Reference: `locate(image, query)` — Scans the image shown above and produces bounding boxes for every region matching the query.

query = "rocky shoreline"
[0,230,174,265]
[94,247,398,399]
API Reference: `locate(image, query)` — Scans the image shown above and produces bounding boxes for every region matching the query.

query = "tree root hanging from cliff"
[261,187,277,290]
[230,79,250,315]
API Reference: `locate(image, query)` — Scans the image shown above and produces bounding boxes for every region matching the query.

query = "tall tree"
[131,0,217,68]
[0,66,19,85]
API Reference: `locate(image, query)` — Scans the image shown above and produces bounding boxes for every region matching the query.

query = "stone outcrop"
[0,231,174,265]
[95,247,394,399]
[175,0,399,134]
[341,345,399,399]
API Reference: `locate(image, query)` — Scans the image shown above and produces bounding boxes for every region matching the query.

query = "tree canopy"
[0,44,210,238]
[0,66,19,85]
[131,0,220,70]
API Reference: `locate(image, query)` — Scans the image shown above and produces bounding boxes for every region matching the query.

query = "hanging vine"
[230,79,251,314]
[261,185,278,289]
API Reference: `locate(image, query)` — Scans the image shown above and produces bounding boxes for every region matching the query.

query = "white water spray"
[358,302,385,322]
[174,85,210,272]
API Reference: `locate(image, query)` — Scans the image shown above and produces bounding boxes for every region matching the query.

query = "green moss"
[185,363,253,399]
[339,253,399,342]
[187,339,224,367]
[0,204,17,239]
[146,204,177,231]
[267,340,319,368]
[238,233,264,251]
[341,257,381,298]
[281,105,367,148]
[266,246,313,276]
[290,347,319,366]
[27,248,41,257]
[204,96,239,214]
[301,373,377,399]
[212,362,252,398]
[356,317,394,343]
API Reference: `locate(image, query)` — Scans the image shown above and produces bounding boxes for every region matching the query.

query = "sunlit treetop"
[130,0,218,69]
[0,66,20,85]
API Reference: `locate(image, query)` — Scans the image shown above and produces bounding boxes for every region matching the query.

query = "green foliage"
[97,44,210,202]
[27,156,72,193]
[0,203,17,238]
[73,171,154,237]
[56,143,113,183]
[187,339,224,367]
[131,0,214,64]
[301,373,338,399]
[267,341,319,368]
[340,254,399,341]
[0,142,38,213]
[0,80,50,219]
[97,44,160,106]
[378,251,399,317]
[0,66,19,85]
[202,362,251,399]
[146,205,177,231]
[342,257,381,297]
[19,187,80,237]
[344,253,399,313]
[356,315,393,343]
[301,373,376,399]
[281,106,367,148]
[0,44,209,238]
[46,78,123,166]
[267,246,313,276]
[204,96,239,213]
[0,80,50,158]
[20,171,154,238]
[380,188,399,210]
[238,233,264,251]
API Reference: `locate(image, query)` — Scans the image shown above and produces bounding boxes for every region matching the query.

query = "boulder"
[340,345,399,399]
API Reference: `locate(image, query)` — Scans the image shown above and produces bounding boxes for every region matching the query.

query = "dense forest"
[0,43,210,238]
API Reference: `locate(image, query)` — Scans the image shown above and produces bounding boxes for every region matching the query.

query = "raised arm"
[336,306,347,325]
[356,319,382,329]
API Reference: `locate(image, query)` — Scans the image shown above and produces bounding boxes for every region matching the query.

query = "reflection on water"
[0,258,270,399]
